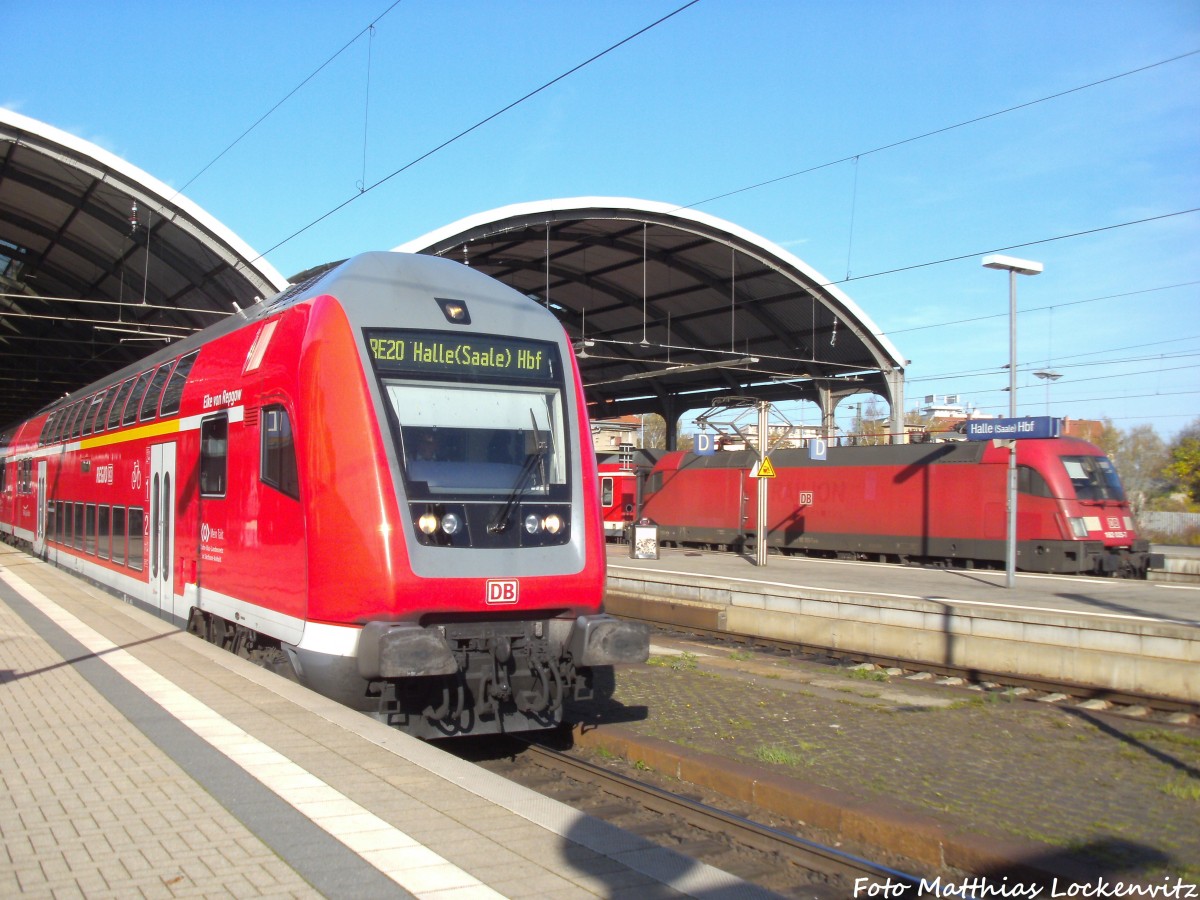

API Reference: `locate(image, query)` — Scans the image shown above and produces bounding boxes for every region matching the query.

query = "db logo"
[485,579,519,605]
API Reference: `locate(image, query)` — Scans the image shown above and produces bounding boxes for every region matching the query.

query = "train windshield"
[385,381,567,498]
[1059,455,1126,502]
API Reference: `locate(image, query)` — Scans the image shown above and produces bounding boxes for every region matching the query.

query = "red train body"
[0,252,647,738]
[598,462,639,539]
[633,439,1160,577]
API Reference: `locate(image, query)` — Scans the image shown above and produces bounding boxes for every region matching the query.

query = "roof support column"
[886,369,907,444]
[817,385,837,440]
[661,395,681,450]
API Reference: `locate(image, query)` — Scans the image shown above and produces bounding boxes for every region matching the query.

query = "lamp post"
[982,254,1044,588]
[1033,369,1062,415]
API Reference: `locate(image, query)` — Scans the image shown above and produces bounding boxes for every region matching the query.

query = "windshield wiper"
[488,411,548,534]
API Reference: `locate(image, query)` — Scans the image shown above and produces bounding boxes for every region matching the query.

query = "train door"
[33,461,47,556]
[150,443,177,615]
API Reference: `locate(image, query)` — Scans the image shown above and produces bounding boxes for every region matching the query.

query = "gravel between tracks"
[567,637,1200,886]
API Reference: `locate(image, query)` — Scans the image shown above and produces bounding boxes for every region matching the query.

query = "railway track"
[629,619,1200,725]
[458,735,934,899]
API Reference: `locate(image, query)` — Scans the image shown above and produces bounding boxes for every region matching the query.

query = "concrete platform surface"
[0,544,773,900]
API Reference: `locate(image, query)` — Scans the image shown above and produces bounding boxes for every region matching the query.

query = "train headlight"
[418,512,439,535]
[524,514,542,534]
[1068,517,1089,538]
[441,512,462,535]
[542,513,563,535]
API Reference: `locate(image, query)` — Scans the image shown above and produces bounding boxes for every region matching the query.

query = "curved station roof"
[0,109,287,427]
[1,111,905,441]
[399,199,906,441]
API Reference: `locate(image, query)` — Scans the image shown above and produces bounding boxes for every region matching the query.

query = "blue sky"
[4,1,1198,439]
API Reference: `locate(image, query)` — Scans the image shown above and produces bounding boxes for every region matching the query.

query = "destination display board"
[964,416,1061,441]
[365,329,558,382]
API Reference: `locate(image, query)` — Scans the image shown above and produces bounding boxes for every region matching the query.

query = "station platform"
[0,544,774,900]
[604,544,1200,704]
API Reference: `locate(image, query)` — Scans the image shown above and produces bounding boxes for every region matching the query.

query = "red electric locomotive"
[635,438,1160,577]
[0,251,648,738]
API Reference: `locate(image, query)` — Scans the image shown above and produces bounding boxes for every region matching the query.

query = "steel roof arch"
[397,197,907,439]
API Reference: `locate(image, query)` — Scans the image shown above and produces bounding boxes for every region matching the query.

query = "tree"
[1163,417,1200,506]
[1105,423,1169,515]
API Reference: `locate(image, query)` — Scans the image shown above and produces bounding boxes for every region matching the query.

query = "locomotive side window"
[601,477,614,507]
[159,352,198,418]
[123,371,154,426]
[1017,465,1053,498]
[140,364,174,421]
[200,415,229,497]
[261,405,299,499]
[127,507,145,571]
[107,379,134,430]
[1060,455,1126,502]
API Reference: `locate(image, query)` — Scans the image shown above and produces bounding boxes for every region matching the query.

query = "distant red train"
[0,251,648,738]
[625,438,1160,577]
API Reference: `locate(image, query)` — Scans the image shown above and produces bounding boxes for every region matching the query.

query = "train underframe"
[650,525,1161,579]
[189,608,647,739]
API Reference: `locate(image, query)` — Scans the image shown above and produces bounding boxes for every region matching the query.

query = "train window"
[55,501,65,544]
[107,380,133,430]
[1060,455,1126,502]
[158,351,198,417]
[140,364,174,421]
[127,507,144,571]
[601,477,614,507]
[46,503,56,544]
[123,371,154,426]
[98,506,111,560]
[387,382,567,498]
[73,503,85,550]
[69,400,88,439]
[112,506,127,565]
[83,392,106,436]
[200,415,228,497]
[1017,465,1053,498]
[261,405,299,499]
[39,410,58,446]
[84,504,96,555]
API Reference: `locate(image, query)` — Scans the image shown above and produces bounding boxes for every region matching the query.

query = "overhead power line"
[254,0,702,261]
[176,0,406,197]
[681,48,1200,211]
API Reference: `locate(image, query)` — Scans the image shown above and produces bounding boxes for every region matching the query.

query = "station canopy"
[398,199,906,444]
[0,110,905,442]
[0,109,287,428]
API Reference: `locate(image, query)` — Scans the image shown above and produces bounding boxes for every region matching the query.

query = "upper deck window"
[123,371,154,426]
[107,379,134,430]
[140,364,174,421]
[159,351,198,417]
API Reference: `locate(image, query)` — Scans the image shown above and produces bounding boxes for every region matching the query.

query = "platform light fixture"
[982,254,1043,588]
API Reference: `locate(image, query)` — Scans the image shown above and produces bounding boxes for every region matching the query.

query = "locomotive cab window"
[200,415,229,497]
[261,405,299,499]
[1060,455,1126,502]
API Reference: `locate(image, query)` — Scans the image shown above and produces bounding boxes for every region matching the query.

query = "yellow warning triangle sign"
[752,457,777,478]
